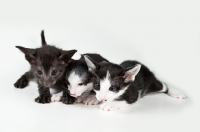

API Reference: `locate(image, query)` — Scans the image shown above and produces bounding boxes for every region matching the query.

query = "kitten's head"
[66,60,93,97]
[16,31,77,87]
[84,56,141,102]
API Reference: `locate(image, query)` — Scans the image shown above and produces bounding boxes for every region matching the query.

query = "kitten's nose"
[100,98,107,102]
[70,93,76,97]
[43,81,51,87]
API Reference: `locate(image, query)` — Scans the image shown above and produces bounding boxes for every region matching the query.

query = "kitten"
[84,56,186,111]
[14,31,77,104]
[51,53,109,105]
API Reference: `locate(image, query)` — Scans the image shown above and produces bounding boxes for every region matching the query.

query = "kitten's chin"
[42,81,56,88]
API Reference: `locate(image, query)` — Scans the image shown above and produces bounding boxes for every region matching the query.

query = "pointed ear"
[123,64,141,83]
[16,46,36,63]
[84,55,99,73]
[41,30,47,46]
[59,50,77,63]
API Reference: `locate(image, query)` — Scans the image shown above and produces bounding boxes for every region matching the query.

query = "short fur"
[84,57,186,111]
[14,31,77,104]
[65,54,109,105]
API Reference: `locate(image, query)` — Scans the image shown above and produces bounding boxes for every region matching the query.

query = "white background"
[0,0,200,132]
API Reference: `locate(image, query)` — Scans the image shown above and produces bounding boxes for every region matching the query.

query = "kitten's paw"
[51,95,62,102]
[83,95,100,105]
[99,103,118,111]
[168,89,186,99]
[75,97,84,103]
[35,95,51,104]
[62,95,75,104]
[14,77,29,89]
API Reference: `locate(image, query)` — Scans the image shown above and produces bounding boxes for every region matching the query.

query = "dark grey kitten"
[14,31,77,104]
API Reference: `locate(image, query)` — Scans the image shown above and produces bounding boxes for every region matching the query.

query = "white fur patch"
[158,82,168,92]
[98,71,111,101]
[68,71,93,97]
[51,91,63,102]
[167,87,186,99]
[99,101,130,111]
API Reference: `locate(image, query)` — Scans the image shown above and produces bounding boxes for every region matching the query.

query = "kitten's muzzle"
[100,98,107,102]
[70,94,77,97]
[43,81,53,87]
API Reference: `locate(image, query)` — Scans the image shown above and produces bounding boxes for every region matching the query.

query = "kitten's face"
[66,64,93,97]
[16,45,77,87]
[32,58,67,87]
[90,64,127,102]
[84,56,141,102]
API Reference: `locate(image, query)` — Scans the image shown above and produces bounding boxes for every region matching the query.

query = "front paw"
[99,102,118,111]
[75,96,84,103]
[14,77,29,88]
[51,95,62,102]
[35,95,51,104]
[62,95,75,104]
[83,95,100,105]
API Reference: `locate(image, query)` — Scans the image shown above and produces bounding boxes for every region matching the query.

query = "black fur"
[41,30,47,46]
[64,53,109,95]
[85,58,167,104]
[14,31,77,104]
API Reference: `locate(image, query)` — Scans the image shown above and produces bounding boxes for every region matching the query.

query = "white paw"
[99,103,118,111]
[51,95,62,102]
[83,95,100,105]
[168,89,186,99]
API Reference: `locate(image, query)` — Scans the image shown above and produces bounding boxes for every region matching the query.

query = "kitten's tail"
[41,30,47,46]
[161,83,186,99]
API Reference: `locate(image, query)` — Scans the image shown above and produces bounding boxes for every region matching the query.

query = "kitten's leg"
[51,91,63,102]
[165,84,186,99]
[83,95,100,105]
[148,80,186,99]
[99,101,130,111]
[14,71,34,88]
[35,85,51,104]
[62,88,76,104]
[75,91,90,104]
[75,96,84,103]
[54,81,75,104]
[100,90,138,111]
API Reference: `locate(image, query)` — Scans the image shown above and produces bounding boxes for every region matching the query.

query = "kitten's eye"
[52,70,58,76]
[78,82,87,86]
[94,83,100,90]
[37,70,43,75]
[78,83,83,86]
[109,86,116,91]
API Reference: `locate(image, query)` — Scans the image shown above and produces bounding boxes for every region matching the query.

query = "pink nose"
[70,93,76,97]
[100,98,107,102]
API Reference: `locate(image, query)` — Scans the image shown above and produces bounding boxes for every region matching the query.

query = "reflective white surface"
[0,0,199,132]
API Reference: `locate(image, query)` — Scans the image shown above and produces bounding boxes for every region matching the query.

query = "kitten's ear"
[123,64,141,83]
[16,46,36,63]
[59,50,77,63]
[84,55,99,73]
[41,30,47,46]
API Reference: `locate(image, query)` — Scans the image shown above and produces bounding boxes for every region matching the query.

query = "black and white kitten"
[14,31,77,104]
[51,54,109,105]
[84,56,186,111]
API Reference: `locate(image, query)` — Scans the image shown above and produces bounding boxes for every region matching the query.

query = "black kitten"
[84,56,186,111]
[14,31,77,104]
